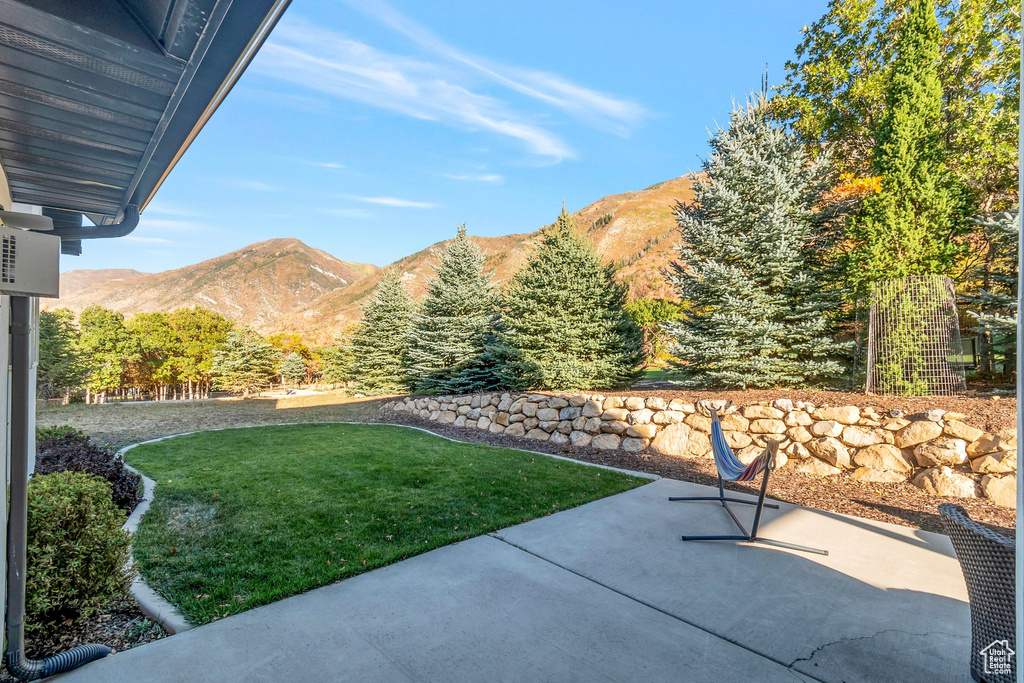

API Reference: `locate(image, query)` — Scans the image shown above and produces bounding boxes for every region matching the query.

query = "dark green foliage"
[406,225,502,393]
[846,0,971,291]
[961,210,1019,372]
[211,327,281,397]
[351,270,415,395]
[279,352,307,386]
[35,430,142,513]
[36,424,84,442]
[318,339,355,385]
[496,208,644,390]
[589,213,614,232]
[38,309,86,398]
[666,93,850,388]
[774,0,1019,210]
[26,472,134,635]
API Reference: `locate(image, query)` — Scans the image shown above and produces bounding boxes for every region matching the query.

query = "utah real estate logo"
[980,639,1014,676]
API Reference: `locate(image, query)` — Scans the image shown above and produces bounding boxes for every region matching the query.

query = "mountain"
[47,238,378,335]
[292,174,695,334]
[59,268,146,298]
[48,175,696,341]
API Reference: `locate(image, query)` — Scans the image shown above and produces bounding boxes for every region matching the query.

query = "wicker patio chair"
[939,503,1016,683]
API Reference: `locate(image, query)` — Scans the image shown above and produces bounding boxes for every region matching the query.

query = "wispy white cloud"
[343,194,438,208]
[234,85,333,114]
[138,218,208,232]
[340,0,648,135]
[122,235,175,245]
[221,178,278,192]
[142,200,197,217]
[443,173,503,183]
[256,19,574,160]
[321,208,374,218]
[306,161,346,169]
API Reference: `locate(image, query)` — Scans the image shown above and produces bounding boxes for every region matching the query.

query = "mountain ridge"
[47,175,696,342]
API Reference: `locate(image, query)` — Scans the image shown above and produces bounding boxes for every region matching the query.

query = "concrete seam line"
[486,534,828,683]
[112,420,657,636]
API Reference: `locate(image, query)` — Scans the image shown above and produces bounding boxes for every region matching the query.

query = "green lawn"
[128,423,646,624]
[641,367,674,382]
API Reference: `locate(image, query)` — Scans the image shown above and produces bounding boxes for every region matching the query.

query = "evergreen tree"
[666,93,850,388]
[280,352,307,387]
[497,208,643,390]
[318,339,355,386]
[211,328,281,397]
[351,269,415,395]
[38,309,86,399]
[775,0,1019,210]
[406,225,501,393]
[961,210,1018,374]
[846,0,970,291]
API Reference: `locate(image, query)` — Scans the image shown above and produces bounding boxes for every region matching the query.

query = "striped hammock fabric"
[710,415,772,482]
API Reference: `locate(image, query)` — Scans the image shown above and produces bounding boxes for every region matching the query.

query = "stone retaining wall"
[386,392,1017,508]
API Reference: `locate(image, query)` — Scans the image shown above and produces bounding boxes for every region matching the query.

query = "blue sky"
[66,0,828,273]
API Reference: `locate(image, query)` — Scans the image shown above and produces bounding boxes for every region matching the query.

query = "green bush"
[35,425,84,442]
[26,472,135,634]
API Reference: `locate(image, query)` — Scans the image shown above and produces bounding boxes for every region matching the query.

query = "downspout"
[5,296,109,679]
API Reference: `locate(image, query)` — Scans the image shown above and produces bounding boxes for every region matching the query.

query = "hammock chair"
[670,406,828,555]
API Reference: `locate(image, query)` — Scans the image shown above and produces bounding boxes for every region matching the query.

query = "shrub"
[26,472,134,635]
[36,425,84,441]
[36,430,141,513]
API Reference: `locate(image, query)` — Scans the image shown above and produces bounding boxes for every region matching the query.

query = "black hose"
[6,644,111,680]
[4,296,111,679]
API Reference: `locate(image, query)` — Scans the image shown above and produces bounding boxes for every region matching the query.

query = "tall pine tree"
[211,328,281,397]
[666,93,849,388]
[961,210,1019,375]
[351,269,414,395]
[318,338,356,386]
[847,0,970,291]
[280,352,308,387]
[497,208,643,390]
[406,225,501,393]
[38,309,86,400]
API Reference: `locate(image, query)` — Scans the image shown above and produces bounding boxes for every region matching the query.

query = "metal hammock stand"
[669,407,828,556]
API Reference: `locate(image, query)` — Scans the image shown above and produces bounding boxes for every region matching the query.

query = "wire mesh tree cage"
[866,274,967,396]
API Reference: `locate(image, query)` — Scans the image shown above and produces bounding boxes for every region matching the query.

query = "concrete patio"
[57,477,970,682]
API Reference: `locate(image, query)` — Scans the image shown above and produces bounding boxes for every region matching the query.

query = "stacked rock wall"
[386,392,1017,508]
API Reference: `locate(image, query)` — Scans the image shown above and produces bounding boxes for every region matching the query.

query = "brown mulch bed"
[0,600,164,682]
[376,410,1016,538]
[598,386,1018,436]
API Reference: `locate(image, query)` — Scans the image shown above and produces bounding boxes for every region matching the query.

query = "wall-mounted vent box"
[0,226,59,298]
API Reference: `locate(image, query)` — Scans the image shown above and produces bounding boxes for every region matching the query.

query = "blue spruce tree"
[666,94,850,387]
[406,225,502,393]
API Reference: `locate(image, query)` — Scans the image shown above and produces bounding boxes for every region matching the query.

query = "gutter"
[48,204,140,241]
[137,0,293,214]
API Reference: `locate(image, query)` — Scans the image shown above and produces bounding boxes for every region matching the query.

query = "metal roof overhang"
[0,0,291,254]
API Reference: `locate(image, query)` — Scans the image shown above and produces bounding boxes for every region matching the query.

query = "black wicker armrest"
[939,503,1016,683]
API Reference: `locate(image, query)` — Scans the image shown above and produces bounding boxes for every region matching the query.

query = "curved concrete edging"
[115,420,659,636]
[119,435,199,635]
